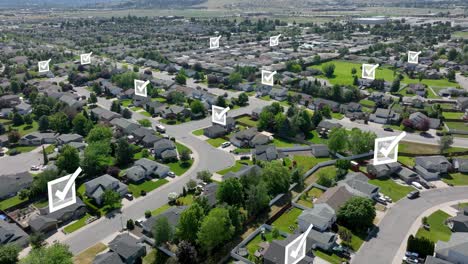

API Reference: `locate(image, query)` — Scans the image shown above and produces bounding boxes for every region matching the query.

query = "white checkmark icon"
[379,132,406,157]
[81,52,92,64]
[362,64,379,79]
[290,224,313,259]
[210,36,221,48]
[408,51,421,63]
[262,70,277,85]
[136,80,150,92]
[39,59,51,71]
[270,34,281,46]
[55,167,82,201]
[214,107,230,121]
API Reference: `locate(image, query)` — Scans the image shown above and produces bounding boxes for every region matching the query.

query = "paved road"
[62,87,269,254]
[0,146,43,174]
[352,186,468,264]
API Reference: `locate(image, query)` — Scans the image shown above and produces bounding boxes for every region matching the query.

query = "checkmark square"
[262,70,276,86]
[362,63,378,80]
[212,105,230,125]
[210,36,221,49]
[80,52,92,65]
[134,79,149,97]
[408,51,421,64]
[373,133,406,165]
[270,34,281,47]
[47,174,77,213]
[38,59,51,73]
[284,225,313,264]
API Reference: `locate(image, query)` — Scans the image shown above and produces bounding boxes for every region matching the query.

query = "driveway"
[352,186,468,264]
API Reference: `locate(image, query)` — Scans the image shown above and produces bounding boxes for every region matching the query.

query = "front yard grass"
[192,128,204,136]
[216,160,253,175]
[442,173,468,186]
[10,121,39,136]
[415,210,452,243]
[368,177,415,201]
[236,116,258,127]
[398,156,415,167]
[272,207,302,233]
[7,145,38,154]
[206,137,226,148]
[63,213,93,234]
[176,142,192,154]
[442,112,464,119]
[167,160,192,176]
[0,195,28,211]
[272,137,306,148]
[338,225,366,251]
[128,179,169,198]
[73,243,107,264]
[305,130,327,144]
[445,121,467,131]
[151,204,171,216]
[313,250,345,264]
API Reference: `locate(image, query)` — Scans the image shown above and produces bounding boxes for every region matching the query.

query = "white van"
[412,182,423,190]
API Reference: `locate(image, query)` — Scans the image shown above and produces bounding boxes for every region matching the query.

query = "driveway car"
[407,190,420,199]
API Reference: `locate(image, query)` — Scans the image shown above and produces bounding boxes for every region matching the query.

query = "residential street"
[352,186,468,264]
[0,146,43,174]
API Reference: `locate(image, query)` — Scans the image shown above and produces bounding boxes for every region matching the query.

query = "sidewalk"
[391,199,468,264]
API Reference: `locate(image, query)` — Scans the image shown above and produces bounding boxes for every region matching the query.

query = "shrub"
[126,219,135,230]
[145,210,151,218]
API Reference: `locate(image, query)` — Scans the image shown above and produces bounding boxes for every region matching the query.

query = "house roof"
[317,120,342,130]
[223,165,262,181]
[0,220,29,246]
[298,204,335,231]
[253,145,283,161]
[93,252,125,264]
[0,172,33,198]
[201,183,219,207]
[315,185,353,211]
[108,233,144,260]
[142,206,187,233]
[57,133,83,143]
[436,233,468,260]
[154,139,176,152]
[341,172,379,197]
[424,256,452,264]
[415,156,450,170]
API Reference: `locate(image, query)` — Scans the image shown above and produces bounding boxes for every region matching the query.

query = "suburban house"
[316,120,342,137]
[409,112,441,129]
[223,165,262,181]
[407,83,427,97]
[200,182,219,207]
[125,158,170,182]
[310,144,330,158]
[311,98,340,112]
[315,185,354,212]
[269,87,288,101]
[110,118,140,136]
[0,172,33,200]
[19,132,57,146]
[339,172,380,199]
[229,128,271,148]
[263,234,314,264]
[453,158,468,173]
[0,220,29,248]
[203,117,236,138]
[402,95,426,108]
[366,162,401,178]
[14,102,32,115]
[446,207,468,232]
[94,234,146,264]
[414,156,452,181]
[456,97,468,111]
[142,206,187,236]
[369,108,401,125]
[161,105,191,120]
[298,204,336,232]
[91,107,121,123]
[56,133,84,145]
[252,145,285,162]
[84,174,129,205]
[29,198,87,233]
[153,139,178,161]
[0,94,21,107]
[434,233,468,264]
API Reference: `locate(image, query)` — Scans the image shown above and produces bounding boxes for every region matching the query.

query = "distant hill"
[0,0,206,8]
[118,0,207,8]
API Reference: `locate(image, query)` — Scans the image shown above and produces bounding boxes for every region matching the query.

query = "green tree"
[176,241,198,264]
[348,128,376,155]
[322,63,335,78]
[29,232,45,249]
[190,100,205,117]
[391,78,400,93]
[115,138,133,167]
[137,119,151,127]
[23,114,33,125]
[20,243,73,264]
[42,146,48,165]
[245,181,270,217]
[197,208,234,252]
[0,244,19,264]
[153,217,174,246]
[337,197,376,231]
[328,128,348,153]
[122,108,132,119]
[49,112,70,133]
[237,93,249,106]
[12,113,24,126]
[102,190,121,209]
[261,161,291,196]
[86,125,112,143]
[196,170,212,183]
[180,149,191,166]
[447,69,456,81]
[228,72,242,86]
[38,116,49,132]
[177,203,205,243]
[81,141,111,177]
[317,173,334,187]
[88,92,97,104]
[56,145,80,173]
[447,48,458,61]
[72,113,93,136]
[175,72,187,85]
[217,178,244,206]
[438,134,454,154]
[110,100,121,113]
[7,130,21,144]
[258,110,275,131]
[215,96,227,108]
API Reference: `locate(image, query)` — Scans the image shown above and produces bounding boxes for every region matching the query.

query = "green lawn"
[216,160,253,175]
[176,194,194,206]
[143,249,170,264]
[368,177,415,201]
[298,187,324,208]
[331,112,344,120]
[272,207,302,233]
[10,121,39,136]
[272,137,306,148]
[305,130,327,144]
[7,145,38,154]
[176,142,192,154]
[399,141,468,155]
[73,243,107,264]
[236,116,258,127]
[166,160,192,176]
[246,231,284,259]
[398,156,415,167]
[446,121,467,131]
[128,179,169,198]
[338,225,366,251]
[313,250,345,264]
[291,156,332,173]
[442,112,465,119]
[43,144,56,155]
[63,214,92,234]
[453,31,468,39]
[206,137,226,148]
[33,199,49,208]
[416,210,452,243]
[442,173,468,186]
[120,99,132,107]
[309,60,458,88]
[192,128,204,136]
[151,204,171,216]
[0,195,28,211]
[260,95,272,101]
[359,99,376,108]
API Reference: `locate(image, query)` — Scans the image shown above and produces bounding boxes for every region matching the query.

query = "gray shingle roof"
[108,233,145,260]
[93,252,125,264]
[0,172,33,199]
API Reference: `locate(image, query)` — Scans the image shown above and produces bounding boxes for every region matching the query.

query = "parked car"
[403,256,419,263]
[221,142,231,148]
[30,165,40,171]
[384,127,394,132]
[168,171,176,178]
[418,181,431,189]
[155,124,166,133]
[135,218,145,227]
[0,151,4,157]
[407,190,420,199]
[124,193,134,200]
[412,182,423,190]
[374,196,387,205]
